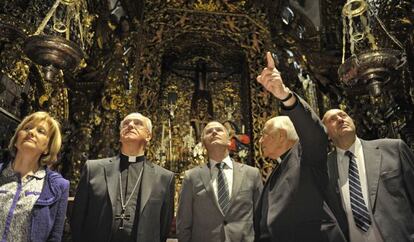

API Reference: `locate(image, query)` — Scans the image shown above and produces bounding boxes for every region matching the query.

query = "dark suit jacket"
[177,160,263,242]
[255,96,346,242]
[326,138,414,241]
[70,156,175,242]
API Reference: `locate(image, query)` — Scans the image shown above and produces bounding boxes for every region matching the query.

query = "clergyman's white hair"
[120,112,152,134]
[268,116,299,141]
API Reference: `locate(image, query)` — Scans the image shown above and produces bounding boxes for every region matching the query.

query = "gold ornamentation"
[39,94,50,107]
[4,59,30,86]
[194,0,219,12]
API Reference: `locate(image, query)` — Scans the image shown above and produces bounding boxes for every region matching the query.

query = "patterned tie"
[216,162,230,214]
[345,151,372,232]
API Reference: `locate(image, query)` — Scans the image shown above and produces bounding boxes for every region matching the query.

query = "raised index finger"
[266,51,275,69]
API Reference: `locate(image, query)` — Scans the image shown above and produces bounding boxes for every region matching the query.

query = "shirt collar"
[29,166,46,179]
[336,137,361,157]
[2,163,46,179]
[209,155,233,170]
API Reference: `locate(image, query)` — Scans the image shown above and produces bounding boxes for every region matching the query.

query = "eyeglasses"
[260,130,270,137]
[120,118,147,130]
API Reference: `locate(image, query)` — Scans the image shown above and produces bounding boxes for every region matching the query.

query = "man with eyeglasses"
[254,52,345,242]
[71,112,175,242]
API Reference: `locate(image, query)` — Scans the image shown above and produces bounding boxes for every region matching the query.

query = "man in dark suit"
[254,52,345,242]
[177,121,263,242]
[322,108,414,241]
[71,112,175,242]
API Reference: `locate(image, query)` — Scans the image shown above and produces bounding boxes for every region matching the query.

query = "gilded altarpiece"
[136,1,281,186]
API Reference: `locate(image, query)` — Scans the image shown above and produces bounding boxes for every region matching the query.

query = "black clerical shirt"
[111,154,144,242]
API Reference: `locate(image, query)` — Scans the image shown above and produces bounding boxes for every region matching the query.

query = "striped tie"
[216,162,230,214]
[346,151,372,232]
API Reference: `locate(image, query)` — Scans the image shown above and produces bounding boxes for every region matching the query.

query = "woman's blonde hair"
[8,111,62,165]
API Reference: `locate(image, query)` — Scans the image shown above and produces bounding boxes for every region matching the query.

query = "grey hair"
[268,116,299,141]
[120,112,152,134]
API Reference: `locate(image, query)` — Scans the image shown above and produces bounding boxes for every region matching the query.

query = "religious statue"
[167,125,184,170]
[191,97,213,142]
[190,60,214,141]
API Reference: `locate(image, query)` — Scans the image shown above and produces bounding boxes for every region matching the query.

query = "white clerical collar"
[128,156,137,162]
[276,158,282,164]
[120,153,145,163]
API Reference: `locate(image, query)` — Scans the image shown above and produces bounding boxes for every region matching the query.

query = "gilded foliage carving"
[135,1,278,180]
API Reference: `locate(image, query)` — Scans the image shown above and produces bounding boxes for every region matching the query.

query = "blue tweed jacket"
[0,161,69,242]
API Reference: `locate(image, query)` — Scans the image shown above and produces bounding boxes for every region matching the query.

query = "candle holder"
[166,91,178,171]
[224,97,235,121]
[24,35,84,73]
[338,49,405,98]
[339,0,407,102]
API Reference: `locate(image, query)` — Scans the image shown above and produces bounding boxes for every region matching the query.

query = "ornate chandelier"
[338,0,406,100]
[23,0,92,82]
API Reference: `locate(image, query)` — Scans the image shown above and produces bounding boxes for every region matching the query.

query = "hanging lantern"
[338,0,406,99]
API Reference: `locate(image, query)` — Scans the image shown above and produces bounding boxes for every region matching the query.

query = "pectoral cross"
[115,208,130,230]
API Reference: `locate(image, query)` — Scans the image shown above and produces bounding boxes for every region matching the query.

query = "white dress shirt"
[209,156,233,200]
[336,137,383,242]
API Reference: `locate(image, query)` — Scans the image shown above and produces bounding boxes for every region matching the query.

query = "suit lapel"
[199,163,224,216]
[229,161,244,208]
[327,151,339,181]
[140,159,155,214]
[327,151,349,237]
[361,140,381,210]
[327,151,341,200]
[104,156,120,215]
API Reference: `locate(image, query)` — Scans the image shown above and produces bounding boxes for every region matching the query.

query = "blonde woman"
[0,111,69,242]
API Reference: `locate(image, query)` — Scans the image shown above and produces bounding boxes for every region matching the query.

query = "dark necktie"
[345,150,372,232]
[216,162,230,214]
